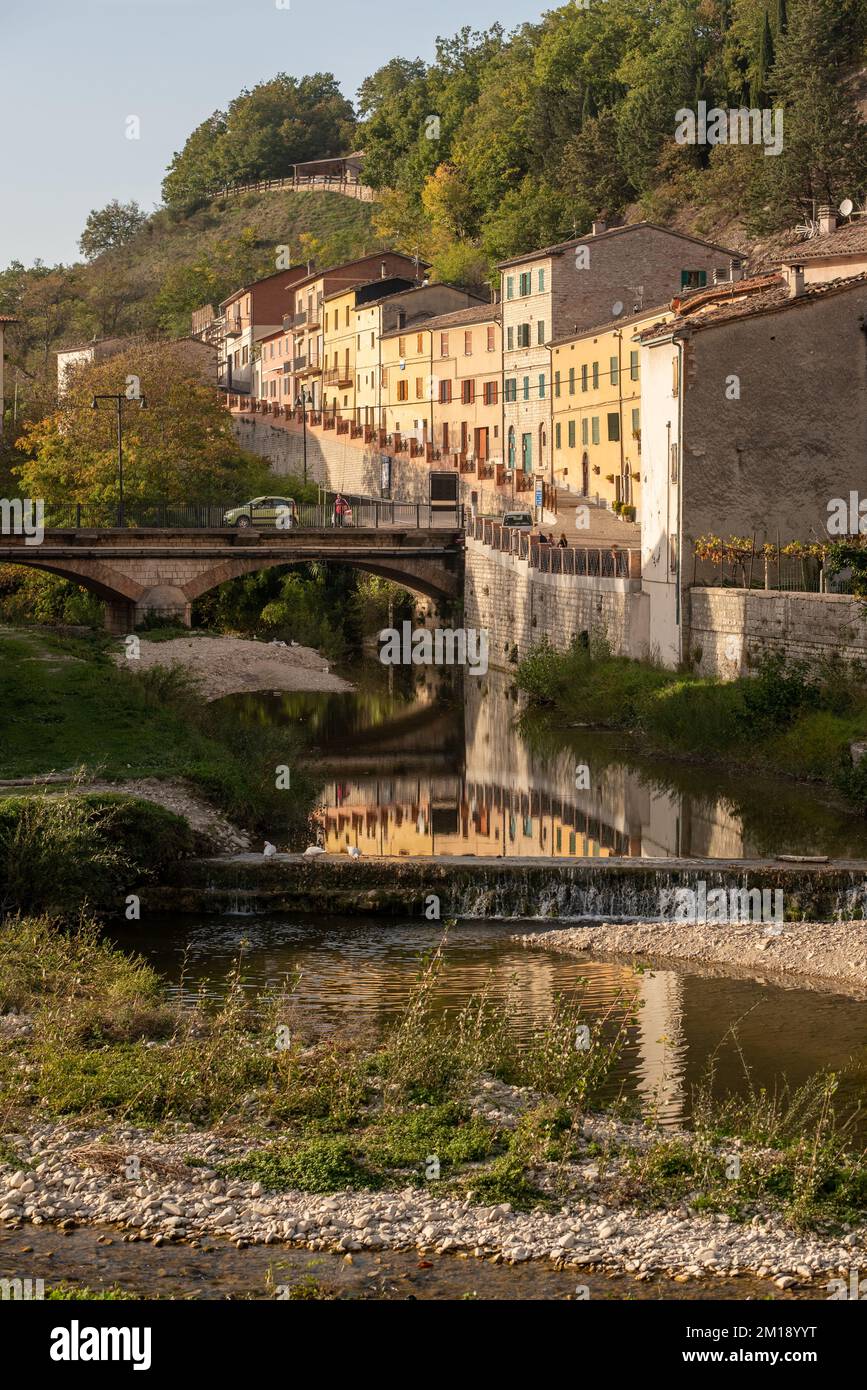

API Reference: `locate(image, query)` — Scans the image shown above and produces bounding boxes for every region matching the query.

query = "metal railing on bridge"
[470,515,639,579]
[42,498,465,532]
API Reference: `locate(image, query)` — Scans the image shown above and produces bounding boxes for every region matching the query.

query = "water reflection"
[218,666,867,860]
[113,916,867,1132]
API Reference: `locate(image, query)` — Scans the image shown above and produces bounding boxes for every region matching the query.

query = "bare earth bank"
[114,634,353,700]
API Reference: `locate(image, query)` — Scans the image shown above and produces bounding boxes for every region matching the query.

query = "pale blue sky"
[2,0,539,269]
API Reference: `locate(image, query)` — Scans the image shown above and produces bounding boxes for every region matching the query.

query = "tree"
[15,341,271,511]
[79,201,148,260]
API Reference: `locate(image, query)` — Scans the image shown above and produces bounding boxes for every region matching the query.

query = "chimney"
[729,260,743,283]
[785,263,806,298]
[381,261,387,279]
[818,205,837,237]
[591,218,607,236]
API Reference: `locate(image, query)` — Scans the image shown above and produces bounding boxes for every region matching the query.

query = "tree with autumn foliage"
[14,340,272,514]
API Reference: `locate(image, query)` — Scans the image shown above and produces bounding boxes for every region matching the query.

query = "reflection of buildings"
[310,668,750,860]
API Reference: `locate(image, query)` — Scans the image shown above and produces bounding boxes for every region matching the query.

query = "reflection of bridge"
[0,525,464,632]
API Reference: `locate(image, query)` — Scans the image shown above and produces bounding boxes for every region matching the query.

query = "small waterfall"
[164,856,867,924]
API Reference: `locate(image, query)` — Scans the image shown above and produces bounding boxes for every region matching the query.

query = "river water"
[217,665,867,860]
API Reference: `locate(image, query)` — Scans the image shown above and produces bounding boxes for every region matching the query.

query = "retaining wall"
[686,588,867,678]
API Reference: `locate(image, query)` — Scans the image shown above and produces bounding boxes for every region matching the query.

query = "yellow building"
[321,287,358,419]
[550,306,671,516]
[382,304,502,467]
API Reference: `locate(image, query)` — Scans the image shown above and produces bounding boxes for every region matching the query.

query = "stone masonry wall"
[686,588,867,679]
[464,536,649,671]
[233,414,430,501]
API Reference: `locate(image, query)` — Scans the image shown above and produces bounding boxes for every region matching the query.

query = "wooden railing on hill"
[217,174,376,203]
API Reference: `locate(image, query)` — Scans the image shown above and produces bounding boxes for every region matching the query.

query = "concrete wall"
[464,535,649,670]
[686,587,867,678]
[233,414,430,500]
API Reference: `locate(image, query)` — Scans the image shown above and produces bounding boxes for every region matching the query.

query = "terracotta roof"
[638,270,867,341]
[362,284,485,314]
[382,302,500,338]
[498,221,741,270]
[287,253,428,296]
[0,314,18,323]
[775,220,867,261]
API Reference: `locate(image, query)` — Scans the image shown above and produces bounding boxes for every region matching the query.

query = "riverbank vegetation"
[516,636,867,814]
[0,628,316,842]
[1,922,865,1237]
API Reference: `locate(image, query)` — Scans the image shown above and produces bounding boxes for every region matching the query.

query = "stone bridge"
[0,527,465,631]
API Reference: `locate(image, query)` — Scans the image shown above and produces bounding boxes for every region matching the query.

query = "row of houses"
[196,224,755,516]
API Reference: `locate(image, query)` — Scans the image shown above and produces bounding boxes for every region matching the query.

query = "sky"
[1,0,539,270]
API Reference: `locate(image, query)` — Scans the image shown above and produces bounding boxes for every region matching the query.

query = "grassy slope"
[0,628,315,834]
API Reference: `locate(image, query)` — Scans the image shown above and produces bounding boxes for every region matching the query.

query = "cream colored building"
[382,304,502,467]
[551,306,671,515]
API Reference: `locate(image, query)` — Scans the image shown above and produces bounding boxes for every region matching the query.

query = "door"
[475,427,489,461]
[522,433,532,473]
[508,427,516,470]
[582,452,590,496]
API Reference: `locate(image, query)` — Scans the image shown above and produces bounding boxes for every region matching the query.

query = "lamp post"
[91,392,146,526]
[295,387,312,487]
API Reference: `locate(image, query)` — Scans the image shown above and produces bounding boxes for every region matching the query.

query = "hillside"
[0,189,384,427]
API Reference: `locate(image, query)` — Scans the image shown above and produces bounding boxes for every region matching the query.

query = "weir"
[147,854,867,922]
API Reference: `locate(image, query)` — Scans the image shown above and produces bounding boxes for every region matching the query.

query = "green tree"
[79,201,148,260]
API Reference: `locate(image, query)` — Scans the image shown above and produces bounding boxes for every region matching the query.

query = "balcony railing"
[470,516,640,579]
[322,367,353,387]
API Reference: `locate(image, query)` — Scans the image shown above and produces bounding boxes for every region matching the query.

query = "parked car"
[501,511,533,531]
[223,497,298,529]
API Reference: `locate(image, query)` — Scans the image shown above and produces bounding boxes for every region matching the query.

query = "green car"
[223,496,298,529]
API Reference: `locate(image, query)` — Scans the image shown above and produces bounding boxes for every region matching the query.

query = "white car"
[501,511,533,531]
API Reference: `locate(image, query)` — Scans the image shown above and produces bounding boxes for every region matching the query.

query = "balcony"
[292,355,307,372]
[225,318,243,338]
[323,367,354,388]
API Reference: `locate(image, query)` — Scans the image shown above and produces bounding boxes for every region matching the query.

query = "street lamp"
[295,387,313,489]
[91,392,147,527]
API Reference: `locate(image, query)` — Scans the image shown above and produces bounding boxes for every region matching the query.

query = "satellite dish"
[839,197,854,218]
[612,300,624,317]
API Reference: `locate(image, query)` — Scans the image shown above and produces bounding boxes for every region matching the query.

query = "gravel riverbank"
[114,635,353,700]
[517,919,867,1000]
[1,1104,863,1290]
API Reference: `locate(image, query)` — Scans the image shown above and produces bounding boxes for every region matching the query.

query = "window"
[464,331,473,355]
[381,368,388,387]
[581,364,588,392]
[438,379,452,403]
[519,271,532,296]
[440,334,449,358]
[417,333,424,352]
[554,371,561,398]
[607,412,620,442]
[569,367,576,396]
[681,269,707,289]
[506,276,515,300]
[672,355,680,396]
[537,321,546,345]
[538,269,545,292]
[487,325,496,351]
[517,323,531,348]
[538,373,546,399]
[462,379,474,404]
[523,376,530,401]
[581,418,588,446]
[592,361,599,390]
[610,355,619,387]
[555,423,561,449]
[483,381,498,405]
[442,423,449,450]
[591,416,600,445]
[345,307,350,327]
[632,407,640,435]
[370,332,375,347]
[505,378,517,401]
[568,420,576,448]
[630,350,639,381]
[507,326,514,351]
[325,313,329,332]
[415,377,424,399]
[669,532,678,573]
[397,380,408,401]
[670,442,679,482]
[398,336,406,356]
